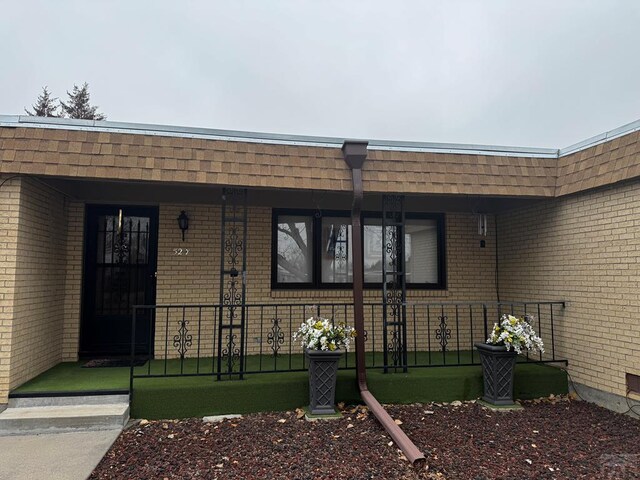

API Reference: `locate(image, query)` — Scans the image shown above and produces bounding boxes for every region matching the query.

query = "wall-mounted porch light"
[177,210,189,241]
[477,213,488,236]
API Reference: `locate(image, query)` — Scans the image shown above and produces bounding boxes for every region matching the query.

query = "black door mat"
[82,358,147,368]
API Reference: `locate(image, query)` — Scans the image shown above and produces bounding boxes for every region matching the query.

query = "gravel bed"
[90,397,640,479]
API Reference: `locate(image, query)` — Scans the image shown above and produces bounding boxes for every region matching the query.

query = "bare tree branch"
[277,222,308,253]
[276,253,308,282]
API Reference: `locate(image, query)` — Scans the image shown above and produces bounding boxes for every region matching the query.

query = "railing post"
[482,304,488,341]
[129,306,137,402]
[550,303,556,360]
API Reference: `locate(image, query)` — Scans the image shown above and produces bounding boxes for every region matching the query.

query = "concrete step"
[0,403,129,435]
[8,394,129,408]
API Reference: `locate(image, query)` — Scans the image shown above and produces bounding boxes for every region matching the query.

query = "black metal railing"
[129,300,566,390]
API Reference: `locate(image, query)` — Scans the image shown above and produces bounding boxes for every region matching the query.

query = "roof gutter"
[342,141,425,466]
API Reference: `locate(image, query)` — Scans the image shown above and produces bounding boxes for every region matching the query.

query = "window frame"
[271,208,446,290]
[271,209,317,289]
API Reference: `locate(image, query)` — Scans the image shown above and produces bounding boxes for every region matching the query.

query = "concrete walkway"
[0,429,121,480]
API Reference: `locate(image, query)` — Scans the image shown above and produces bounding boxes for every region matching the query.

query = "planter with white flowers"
[475,314,544,406]
[293,316,356,415]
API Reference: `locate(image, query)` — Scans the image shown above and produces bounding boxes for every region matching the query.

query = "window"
[272,209,445,289]
[363,218,441,285]
[321,217,353,283]
[275,215,313,284]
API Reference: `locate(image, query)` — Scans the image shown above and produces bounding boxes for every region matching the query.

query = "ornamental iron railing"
[129,300,566,392]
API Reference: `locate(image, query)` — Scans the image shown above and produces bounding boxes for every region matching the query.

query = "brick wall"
[497,178,640,398]
[62,201,84,361]
[1,194,499,398]
[8,178,68,392]
[0,175,20,403]
[0,176,71,402]
[151,205,498,358]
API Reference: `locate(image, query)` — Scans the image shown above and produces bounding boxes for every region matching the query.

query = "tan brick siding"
[151,205,497,359]
[0,175,20,403]
[8,178,67,392]
[0,176,72,402]
[62,201,84,361]
[497,178,640,397]
[2,195,499,393]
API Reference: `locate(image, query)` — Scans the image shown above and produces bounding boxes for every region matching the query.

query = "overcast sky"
[1,1,639,148]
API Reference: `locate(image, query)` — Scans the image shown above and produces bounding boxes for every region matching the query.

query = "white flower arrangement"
[487,314,544,355]
[293,315,356,352]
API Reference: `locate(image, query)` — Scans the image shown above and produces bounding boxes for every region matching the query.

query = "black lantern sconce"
[177,210,189,241]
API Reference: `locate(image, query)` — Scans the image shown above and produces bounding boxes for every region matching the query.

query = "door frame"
[79,204,160,358]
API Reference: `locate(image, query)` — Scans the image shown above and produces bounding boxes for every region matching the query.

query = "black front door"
[80,205,159,357]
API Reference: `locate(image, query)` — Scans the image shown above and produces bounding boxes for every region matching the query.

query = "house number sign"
[173,248,190,256]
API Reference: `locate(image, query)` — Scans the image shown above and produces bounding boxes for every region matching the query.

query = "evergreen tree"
[25,86,59,117]
[59,82,106,120]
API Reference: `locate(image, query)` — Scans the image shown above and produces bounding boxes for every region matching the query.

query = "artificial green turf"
[12,354,568,420]
[11,349,515,393]
[130,363,567,419]
[13,362,130,393]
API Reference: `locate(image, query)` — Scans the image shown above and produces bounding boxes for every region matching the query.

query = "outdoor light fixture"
[477,213,488,236]
[177,210,189,241]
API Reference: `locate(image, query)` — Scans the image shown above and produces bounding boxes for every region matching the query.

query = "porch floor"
[12,353,568,420]
[13,362,130,394]
[12,349,552,394]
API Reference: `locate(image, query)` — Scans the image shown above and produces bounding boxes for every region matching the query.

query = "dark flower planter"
[305,349,343,415]
[475,342,518,406]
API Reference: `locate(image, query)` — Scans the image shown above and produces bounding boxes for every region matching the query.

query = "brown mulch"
[90,398,640,480]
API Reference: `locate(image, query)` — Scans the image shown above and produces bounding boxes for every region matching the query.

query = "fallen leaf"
[277,419,286,424]
[167,434,175,439]
[347,424,354,429]
[525,459,532,465]
[394,419,403,425]
[295,408,305,420]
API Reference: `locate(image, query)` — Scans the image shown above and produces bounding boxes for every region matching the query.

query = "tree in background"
[24,86,59,117]
[59,82,106,120]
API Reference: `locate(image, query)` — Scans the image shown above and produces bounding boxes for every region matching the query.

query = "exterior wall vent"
[626,373,640,395]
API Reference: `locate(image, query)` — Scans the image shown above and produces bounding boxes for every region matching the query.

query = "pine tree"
[25,86,59,117]
[59,83,106,120]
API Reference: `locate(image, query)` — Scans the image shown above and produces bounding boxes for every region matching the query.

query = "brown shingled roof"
[0,121,638,198]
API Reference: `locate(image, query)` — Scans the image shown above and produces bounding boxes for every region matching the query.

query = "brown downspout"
[342,141,425,466]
